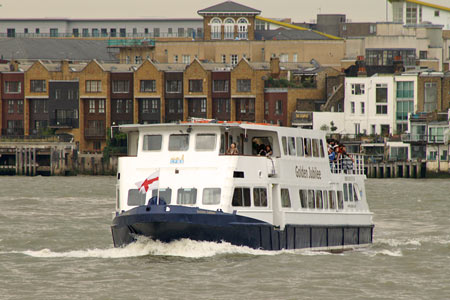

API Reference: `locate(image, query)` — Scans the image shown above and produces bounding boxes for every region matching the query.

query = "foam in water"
[11,237,336,259]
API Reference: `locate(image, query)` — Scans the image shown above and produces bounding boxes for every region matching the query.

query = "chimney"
[393,55,404,74]
[356,56,366,77]
[9,60,19,72]
[270,57,280,78]
[61,59,70,79]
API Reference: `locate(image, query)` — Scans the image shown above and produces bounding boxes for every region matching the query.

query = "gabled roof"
[198,1,261,15]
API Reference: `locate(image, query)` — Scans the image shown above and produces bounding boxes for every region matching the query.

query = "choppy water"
[0,176,449,300]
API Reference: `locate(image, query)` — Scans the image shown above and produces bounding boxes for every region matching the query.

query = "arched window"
[211,18,222,40]
[224,18,235,40]
[237,18,249,40]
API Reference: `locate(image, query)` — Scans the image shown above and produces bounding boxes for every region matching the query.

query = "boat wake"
[9,237,335,259]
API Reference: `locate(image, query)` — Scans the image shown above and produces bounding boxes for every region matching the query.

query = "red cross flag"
[135,171,159,193]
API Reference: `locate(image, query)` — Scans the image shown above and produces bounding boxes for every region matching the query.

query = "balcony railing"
[108,38,155,47]
[401,133,427,143]
[49,118,77,128]
[1,128,24,136]
[85,127,106,138]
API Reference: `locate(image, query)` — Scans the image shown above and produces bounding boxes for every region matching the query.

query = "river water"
[0,176,449,300]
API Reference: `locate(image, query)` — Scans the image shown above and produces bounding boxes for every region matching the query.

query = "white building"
[343,73,418,136]
[389,0,450,30]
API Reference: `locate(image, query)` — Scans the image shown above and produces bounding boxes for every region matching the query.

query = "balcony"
[1,128,24,136]
[401,133,427,143]
[49,118,78,128]
[108,38,155,48]
[85,127,106,139]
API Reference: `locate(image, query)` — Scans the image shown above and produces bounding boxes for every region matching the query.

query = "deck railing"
[330,154,364,175]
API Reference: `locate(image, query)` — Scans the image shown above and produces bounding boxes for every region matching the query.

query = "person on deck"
[226,142,239,155]
[265,144,273,157]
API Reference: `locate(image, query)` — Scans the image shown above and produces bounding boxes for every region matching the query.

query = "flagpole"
[157,168,161,205]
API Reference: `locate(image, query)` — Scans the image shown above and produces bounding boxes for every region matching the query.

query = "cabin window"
[169,134,189,151]
[281,136,288,155]
[337,191,344,209]
[252,137,273,155]
[151,188,172,204]
[328,191,336,209]
[253,187,268,207]
[232,187,251,207]
[288,137,296,156]
[220,134,225,154]
[127,189,146,206]
[315,190,323,209]
[299,189,308,208]
[348,183,354,202]
[319,140,325,157]
[312,139,320,157]
[343,183,349,201]
[308,189,315,208]
[353,184,360,201]
[322,190,328,209]
[196,134,216,151]
[281,189,291,208]
[296,137,304,156]
[177,188,197,204]
[304,138,312,157]
[143,135,162,151]
[202,188,221,205]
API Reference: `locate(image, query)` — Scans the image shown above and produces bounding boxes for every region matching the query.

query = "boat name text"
[295,165,321,180]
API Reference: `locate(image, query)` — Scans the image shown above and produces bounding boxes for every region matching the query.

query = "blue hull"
[111,205,373,250]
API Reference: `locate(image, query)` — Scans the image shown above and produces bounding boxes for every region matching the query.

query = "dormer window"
[224,18,235,39]
[237,18,249,40]
[211,18,221,40]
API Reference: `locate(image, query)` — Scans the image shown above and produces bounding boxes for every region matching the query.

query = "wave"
[376,238,422,247]
[9,237,338,259]
[362,249,403,257]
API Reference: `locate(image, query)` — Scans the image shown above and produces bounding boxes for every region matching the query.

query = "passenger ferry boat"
[111,121,374,251]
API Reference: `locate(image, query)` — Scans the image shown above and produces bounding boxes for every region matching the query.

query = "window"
[312,139,320,157]
[166,80,182,93]
[231,54,238,66]
[429,127,444,143]
[351,83,364,95]
[202,188,221,205]
[98,100,105,113]
[153,28,160,37]
[434,10,440,17]
[361,102,365,114]
[116,99,123,113]
[112,80,129,93]
[196,134,216,151]
[127,189,146,206]
[343,183,349,201]
[5,81,21,93]
[169,134,189,151]
[140,80,156,92]
[182,55,191,64]
[211,18,221,39]
[151,188,172,204]
[50,28,58,37]
[135,56,142,64]
[322,190,329,209]
[281,189,291,208]
[328,191,336,209]
[150,99,158,113]
[308,190,315,209]
[315,190,323,209]
[337,191,344,209]
[406,2,420,24]
[221,54,226,63]
[304,138,312,157]
[213,80,229,92]
[189,80,203,92]
[86,80,101,92]
[275,100,283,115]
[30,80,46,92]
[92,28,99,37]
[351,101,355,114]
[8,100,14,113]
[224,18,235,39]
[392,1,403,22]
[293,53,298,62]
[178,28,185,37]
[237,79,251,92]
[369,24,376,34]
[237,18,248,39]
[396,100,414,121]
[376,83,388,114]
[288,137,296,156]
[296,137,304,156]
[68,90,77,100]
[396,81,414,99]
[101,28,107,37]
[177,188,197,205]
[424,82,437,112]
[174,55,178,63]
[143,135,162,151]
[419,51,427,59]
[232,187,251,206]
[89,100,95,113]
[279,54,288,62]
[299,189,308,208]
[254,188,268,207]
[35,28,40,34]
